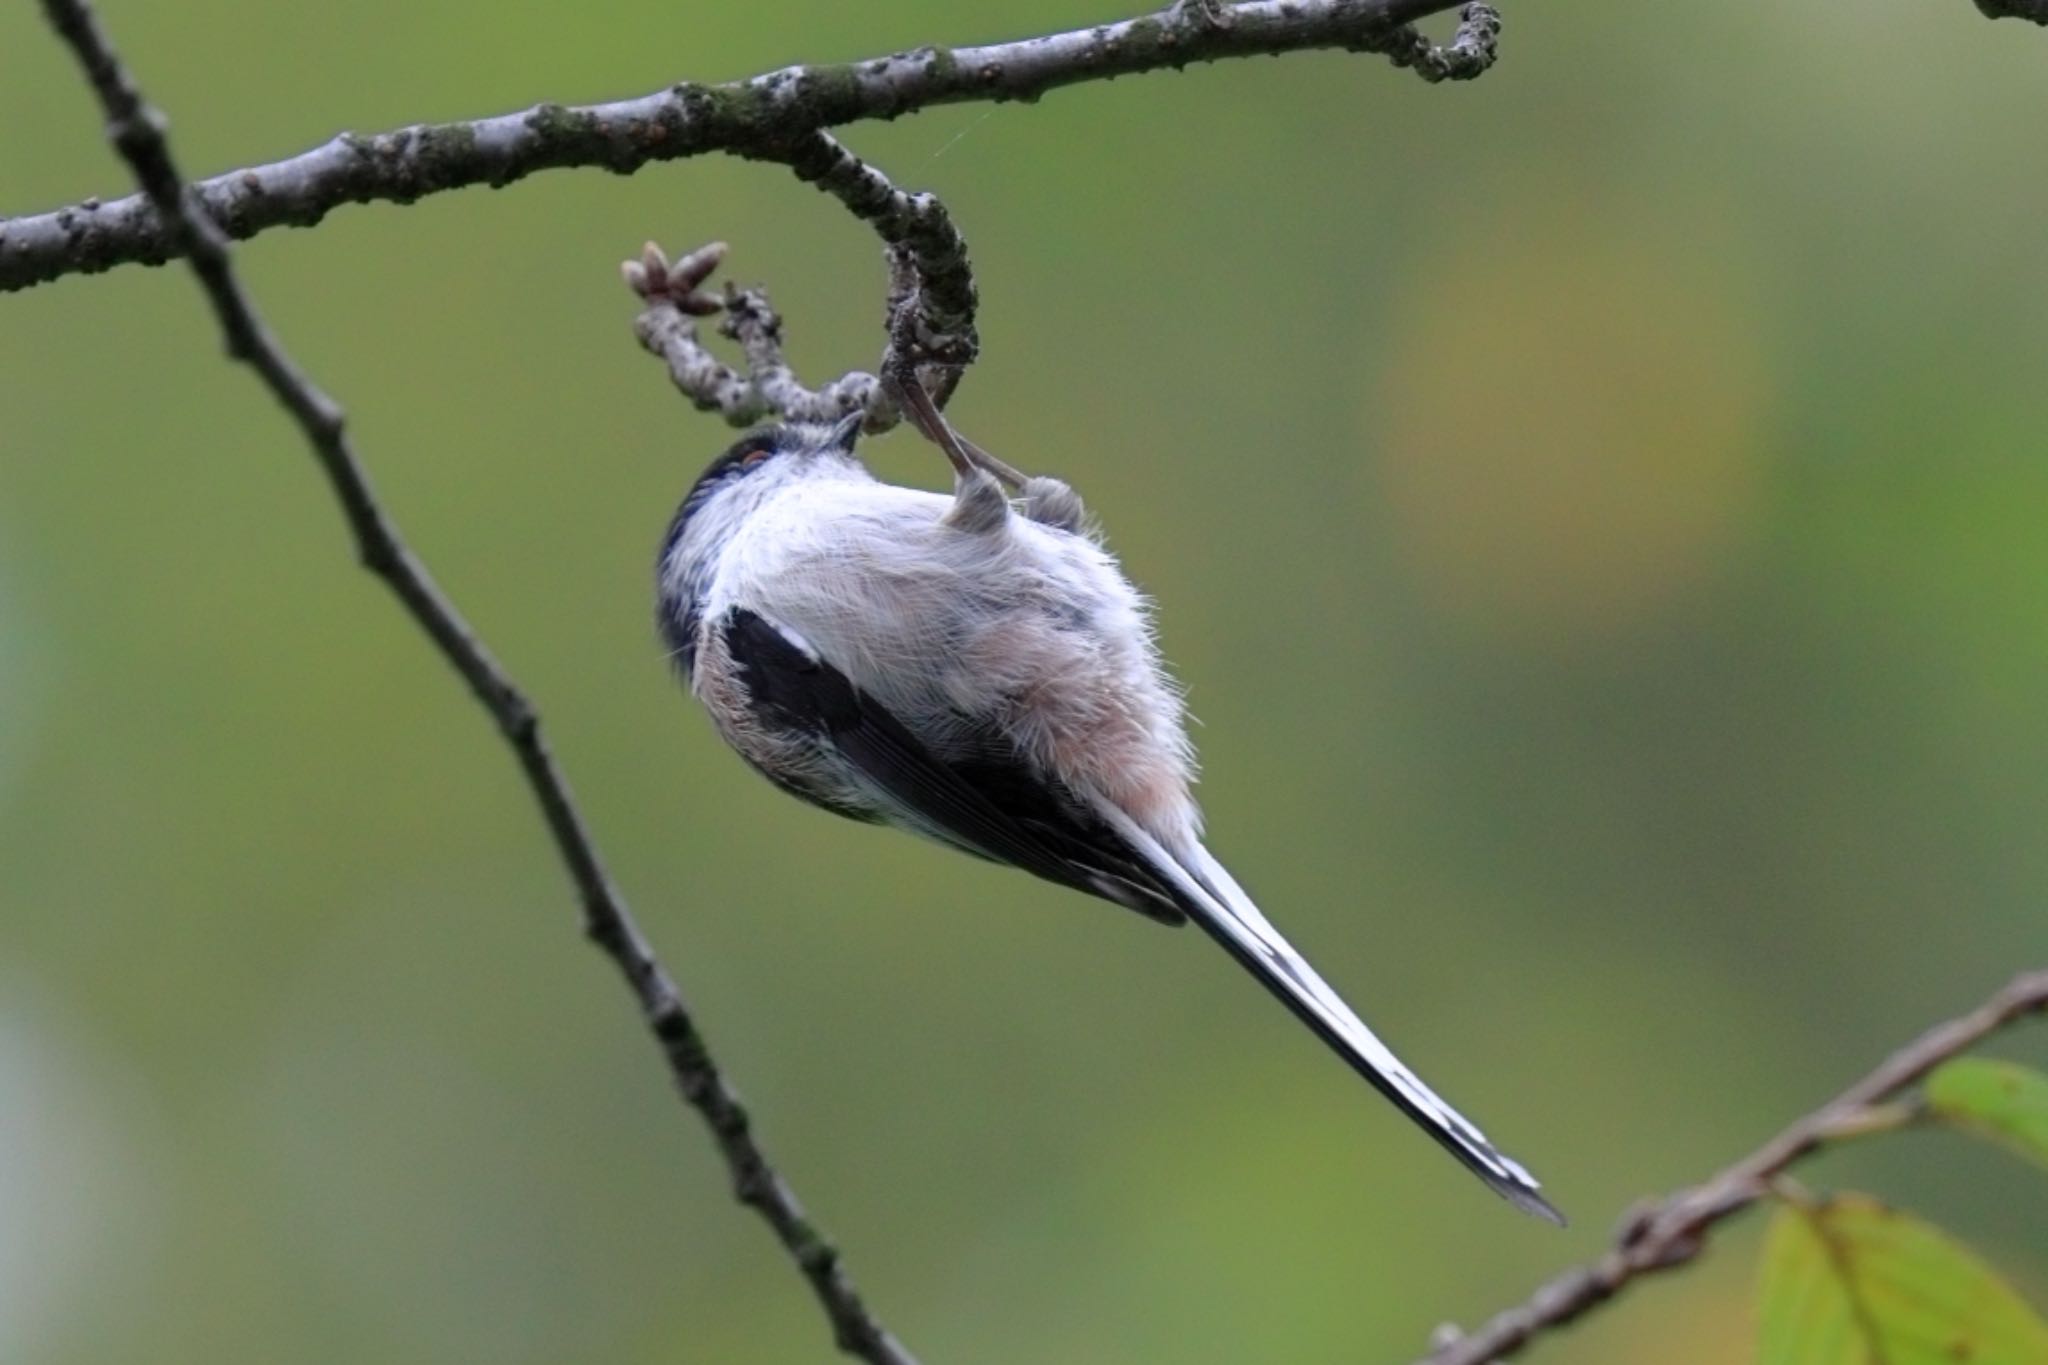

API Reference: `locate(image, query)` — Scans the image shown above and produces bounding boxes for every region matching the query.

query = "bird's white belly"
[710,476,1200,839]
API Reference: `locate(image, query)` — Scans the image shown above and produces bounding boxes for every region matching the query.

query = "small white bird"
[656,411,1558,1222]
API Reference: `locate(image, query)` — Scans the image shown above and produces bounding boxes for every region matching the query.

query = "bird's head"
[678,411,865,516]
[655,412,867,670]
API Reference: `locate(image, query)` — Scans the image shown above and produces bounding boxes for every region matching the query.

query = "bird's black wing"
[723,608,1563,1221]
[722,607,1184,924]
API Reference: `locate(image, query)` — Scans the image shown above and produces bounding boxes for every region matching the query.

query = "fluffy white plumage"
[668,445,1199,839]
[658,420,1558,1222]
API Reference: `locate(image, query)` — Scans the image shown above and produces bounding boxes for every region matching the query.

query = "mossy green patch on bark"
[411,122,479,186]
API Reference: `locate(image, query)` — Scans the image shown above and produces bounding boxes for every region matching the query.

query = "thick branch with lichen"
[0,0,1500,294]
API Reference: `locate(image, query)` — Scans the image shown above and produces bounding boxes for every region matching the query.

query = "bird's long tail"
[1092,802,1563,1224]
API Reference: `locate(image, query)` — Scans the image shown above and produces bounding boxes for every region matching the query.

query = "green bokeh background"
[3,2,2045,1361]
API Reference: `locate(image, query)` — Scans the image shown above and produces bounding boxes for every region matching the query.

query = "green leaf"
[1927,1058,2048,1171]
[1757,1194,2048,1365]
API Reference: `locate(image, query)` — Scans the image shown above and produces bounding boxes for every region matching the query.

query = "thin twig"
[626,239,887,428]
[1380,2,1501,82]
[1416,968,2048,1365]
[631,123,1037,498]
[624,121,984,436]
[627,236,1092,548]
[773,129,978,376]
[1,0,1497,294]
[35,4,916,1362]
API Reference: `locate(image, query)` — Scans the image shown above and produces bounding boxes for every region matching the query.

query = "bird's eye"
[740,446,774,468]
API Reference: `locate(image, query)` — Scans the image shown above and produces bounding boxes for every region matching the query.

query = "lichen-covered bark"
[0,0,1490,294]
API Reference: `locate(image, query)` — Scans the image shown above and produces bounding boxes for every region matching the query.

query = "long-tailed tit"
[655,411,1559,1222]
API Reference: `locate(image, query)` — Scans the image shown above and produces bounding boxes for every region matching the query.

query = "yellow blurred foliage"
[1373,193,1770,645]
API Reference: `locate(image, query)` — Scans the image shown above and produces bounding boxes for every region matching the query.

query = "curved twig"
[626,240,888,428]
[773,129,978,377]
[1416,968,2048,1365]
[624,122,982,435]
[1383,2,1501,80]
[35,3,917,1362]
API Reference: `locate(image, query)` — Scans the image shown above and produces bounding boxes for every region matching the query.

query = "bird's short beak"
[827,410,865,453]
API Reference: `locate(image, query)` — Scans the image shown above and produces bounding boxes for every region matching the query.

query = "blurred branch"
[1974,0,2048,23]
[0,0,1502,295]
[34,3,917,1363]
[1417,968,2048,1365]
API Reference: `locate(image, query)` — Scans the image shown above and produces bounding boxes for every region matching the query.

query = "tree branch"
[29,0,2044,1357]
[1973,0,2048,23]
[33,3,916,1361]
[625,239,878,429]
[623,123,983,435]
[1416,968,2048,1365]
[0,0,1500,295]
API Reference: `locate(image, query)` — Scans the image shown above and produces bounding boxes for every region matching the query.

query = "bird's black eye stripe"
[704,434,775,476]
[674,432,782,517]
[694,431,782,484]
